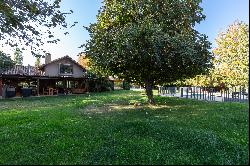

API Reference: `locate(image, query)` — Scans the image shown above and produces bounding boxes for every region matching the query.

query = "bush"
[122,81,130,90]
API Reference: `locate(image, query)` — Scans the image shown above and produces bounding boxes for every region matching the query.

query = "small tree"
[212,21,249,87]
[13,48,23,65]
[35,57,41,67]
[0,51,15,73]
[78,53,90,69]
[85,0,212,104]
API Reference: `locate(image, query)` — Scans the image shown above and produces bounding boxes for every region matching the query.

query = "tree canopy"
[0,50,15,73]
[84,0,212,104]
[212,21,249,87]
[35,57,41,67]
[78,52,90,70]
[13,48,23,65]
[0,0,74,57]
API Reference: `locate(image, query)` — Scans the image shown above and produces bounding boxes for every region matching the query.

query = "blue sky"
[5,0,249,65]
[195,0,249,48]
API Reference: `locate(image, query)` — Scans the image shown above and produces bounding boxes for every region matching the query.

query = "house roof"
[1,65,41,76]
[39,55,86,72]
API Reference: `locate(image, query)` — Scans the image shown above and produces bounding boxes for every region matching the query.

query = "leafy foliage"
[35,57,41,67]
[181,74,217,87]
[84,0,212,104]
[13,48,23,65]
[212,21,249,86]
[0,0,73,57]
[0,50,15,73]
[78,52,90,69]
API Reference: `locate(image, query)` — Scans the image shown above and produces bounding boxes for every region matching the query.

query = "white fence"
[158,86,249,103]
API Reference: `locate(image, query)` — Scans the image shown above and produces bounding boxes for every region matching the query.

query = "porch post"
[0,78,2,97]
[86,79,89,92]
[37,78,40,96]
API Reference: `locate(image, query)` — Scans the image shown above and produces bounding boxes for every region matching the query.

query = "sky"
[1,0,249,66]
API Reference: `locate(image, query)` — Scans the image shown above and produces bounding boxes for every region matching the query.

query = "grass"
[0,90,249,165]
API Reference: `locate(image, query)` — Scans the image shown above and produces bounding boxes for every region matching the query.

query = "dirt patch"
[79,103,175,115]
[80,103,137,114]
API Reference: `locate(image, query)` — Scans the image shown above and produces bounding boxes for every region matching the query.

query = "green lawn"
[0,90,248,165]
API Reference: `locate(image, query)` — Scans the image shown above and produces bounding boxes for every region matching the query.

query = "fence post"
[205,87,207,100]
[202,87,204,99]
[208,89,210,100]
[181,88,183,97]
[186,87,188,98]
[200,87,202,100]
[225,89,227,102]
[243,86,245,101]
[239,86,241,102]
[212,88,215,101]
[190,87,192,98]
[194,87,196,99]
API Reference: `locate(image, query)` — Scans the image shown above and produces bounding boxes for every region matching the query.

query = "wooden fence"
[158,86,249,103]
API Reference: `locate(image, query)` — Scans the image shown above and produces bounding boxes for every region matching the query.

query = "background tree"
[0,0,75,57]
[35,57,41,67]
[183,74,217,87]
[84,0,212,104]
[78,52,90,69]
[0,51,15,73]
[212,21,249,87]
[13,48,23,65]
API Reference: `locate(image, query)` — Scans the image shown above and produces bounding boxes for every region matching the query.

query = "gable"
[41,56,86,77]
[40,55,86,71]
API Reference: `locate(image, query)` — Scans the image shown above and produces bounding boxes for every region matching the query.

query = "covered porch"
[0,75,89,98]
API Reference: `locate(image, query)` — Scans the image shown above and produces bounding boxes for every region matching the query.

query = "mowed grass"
[0,90,248,165]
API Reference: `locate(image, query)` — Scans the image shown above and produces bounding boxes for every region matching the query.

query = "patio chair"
[48,88,54,95]
[43,88,49,95]
[53,88,58,95]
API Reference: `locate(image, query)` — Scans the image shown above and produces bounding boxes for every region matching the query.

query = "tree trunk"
[145,81,155,105]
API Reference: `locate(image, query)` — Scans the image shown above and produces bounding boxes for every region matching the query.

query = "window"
[59,63,73,75]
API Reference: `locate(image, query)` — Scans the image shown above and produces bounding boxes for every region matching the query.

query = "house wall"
[44,59,84,77]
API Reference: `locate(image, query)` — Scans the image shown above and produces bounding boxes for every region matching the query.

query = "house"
[0,55,89,98]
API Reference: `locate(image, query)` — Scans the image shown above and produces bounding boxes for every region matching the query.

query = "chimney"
[45,53,51,64]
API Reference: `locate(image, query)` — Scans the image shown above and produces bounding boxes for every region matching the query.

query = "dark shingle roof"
[1,65,41,76]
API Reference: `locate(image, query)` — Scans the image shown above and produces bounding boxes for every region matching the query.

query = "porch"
[0,75,89,98]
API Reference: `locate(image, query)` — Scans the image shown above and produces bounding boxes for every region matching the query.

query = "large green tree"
[212,21,249,87]
[0,0,75,57]
[84,0,212,104]
[0,50,15,73]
